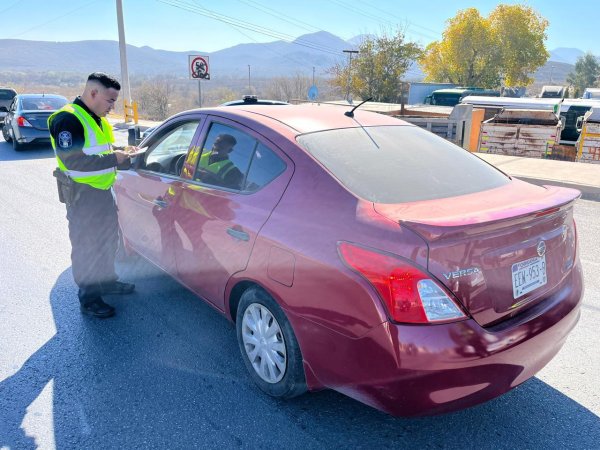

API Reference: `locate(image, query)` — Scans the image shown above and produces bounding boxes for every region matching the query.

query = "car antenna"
[345,97,373,117]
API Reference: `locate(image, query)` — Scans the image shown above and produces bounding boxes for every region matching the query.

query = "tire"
[2,125,12,143]
[236,287,307,399]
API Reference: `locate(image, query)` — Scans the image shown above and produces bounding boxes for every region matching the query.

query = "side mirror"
[576,116,584,133]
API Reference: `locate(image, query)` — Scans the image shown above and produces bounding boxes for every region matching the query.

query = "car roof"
[16,93,67,99]
[194,103,412,134]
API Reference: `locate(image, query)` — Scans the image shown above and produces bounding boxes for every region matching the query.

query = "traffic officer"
[49,72,135,318]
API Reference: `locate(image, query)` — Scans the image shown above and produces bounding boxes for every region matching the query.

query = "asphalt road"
[0,135,598,449]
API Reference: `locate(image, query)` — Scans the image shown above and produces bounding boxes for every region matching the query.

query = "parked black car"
[0,87,17,125]
[2,94,68,151]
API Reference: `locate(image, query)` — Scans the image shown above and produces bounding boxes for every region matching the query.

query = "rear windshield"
[20,97,67,110]
[0,89,17,100]
[296,125,510,203]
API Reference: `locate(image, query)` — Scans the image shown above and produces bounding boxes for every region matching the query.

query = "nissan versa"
[113,104,583,416]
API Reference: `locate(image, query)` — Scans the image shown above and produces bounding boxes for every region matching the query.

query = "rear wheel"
[2,125,12,143]
[236,287,307,399]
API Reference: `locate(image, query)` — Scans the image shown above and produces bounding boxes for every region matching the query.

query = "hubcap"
[241,303,287,383]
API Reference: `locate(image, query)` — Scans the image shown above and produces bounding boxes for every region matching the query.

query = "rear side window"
[245,143,286,192]
[0,89,16,101]
[296,125,510,203]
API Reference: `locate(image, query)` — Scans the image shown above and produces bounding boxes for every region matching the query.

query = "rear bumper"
[15,127,50,144]
[297,263,583,416]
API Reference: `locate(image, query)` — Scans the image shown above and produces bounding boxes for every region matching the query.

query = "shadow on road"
[1,258,598,448]
[0,141,55,161]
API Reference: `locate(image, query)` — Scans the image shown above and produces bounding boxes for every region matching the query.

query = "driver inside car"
[195,133,243,189]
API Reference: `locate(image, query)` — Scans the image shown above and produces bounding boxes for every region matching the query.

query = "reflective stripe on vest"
[48,104,116,190]
[199,152,236,179]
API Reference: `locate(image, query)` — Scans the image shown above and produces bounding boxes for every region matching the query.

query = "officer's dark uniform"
[50,97,133,318]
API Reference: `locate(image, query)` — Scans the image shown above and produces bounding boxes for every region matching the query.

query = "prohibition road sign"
[189,55,210,80]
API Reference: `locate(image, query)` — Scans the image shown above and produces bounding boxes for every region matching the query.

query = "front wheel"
[236,287,307,399]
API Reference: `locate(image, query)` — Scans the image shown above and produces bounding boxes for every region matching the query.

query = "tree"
[420,4,549,87]
[328,30,422,103]
[135,78,173,121]
[567,52,600,94]
[420,8,500,87]
[265,73,311,102]
[489,5,549,86]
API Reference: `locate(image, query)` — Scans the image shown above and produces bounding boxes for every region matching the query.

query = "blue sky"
[1,0,598,58]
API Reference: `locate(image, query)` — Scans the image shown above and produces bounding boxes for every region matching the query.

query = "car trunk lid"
[21,111,53,131]
[373,180,579,327]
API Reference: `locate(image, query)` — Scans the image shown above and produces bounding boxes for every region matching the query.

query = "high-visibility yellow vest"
[48,104,116,190]
[198,151,237,180]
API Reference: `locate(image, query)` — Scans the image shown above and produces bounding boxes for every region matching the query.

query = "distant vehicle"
[540,85,566,99]
[582,88,600,100]
[461,95,600,145]
[2,94,68,151]
[219,95,289,106]
[424,87,500,107]
[0,87,17,125]
[461,96,563,121]
[558,98,600,144]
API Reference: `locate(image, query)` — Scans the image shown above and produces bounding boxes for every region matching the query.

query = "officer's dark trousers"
[66,184,119,304]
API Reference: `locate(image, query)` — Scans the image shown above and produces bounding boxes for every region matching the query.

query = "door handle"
[153,198,168,209]
[226,227,249,241]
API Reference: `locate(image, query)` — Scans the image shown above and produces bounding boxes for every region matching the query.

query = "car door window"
[193,123,255,191]
[244,143,287,192]
[143,121,200,176]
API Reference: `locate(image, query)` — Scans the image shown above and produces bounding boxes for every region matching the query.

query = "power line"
[0,1,20,15]
[158,0,345,56]
[189,0,345,55]
[237,0,321,34]
[8,0,100,39]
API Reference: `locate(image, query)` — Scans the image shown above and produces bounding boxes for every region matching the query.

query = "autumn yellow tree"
[420,4,549,88]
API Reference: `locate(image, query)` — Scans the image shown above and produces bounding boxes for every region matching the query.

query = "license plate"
[512,255,547,298]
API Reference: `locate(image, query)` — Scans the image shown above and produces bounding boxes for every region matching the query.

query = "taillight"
[338,242,466,324]
[17,116,32,127]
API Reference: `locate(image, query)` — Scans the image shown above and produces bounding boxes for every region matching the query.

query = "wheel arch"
[226,277,325,391]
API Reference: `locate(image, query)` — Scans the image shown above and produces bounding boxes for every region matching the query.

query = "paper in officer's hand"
[123,146,146,156]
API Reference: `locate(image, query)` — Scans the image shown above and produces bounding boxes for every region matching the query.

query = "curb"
[514,176,600,202]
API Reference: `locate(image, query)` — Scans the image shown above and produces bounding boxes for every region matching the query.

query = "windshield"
[296,125,510,203]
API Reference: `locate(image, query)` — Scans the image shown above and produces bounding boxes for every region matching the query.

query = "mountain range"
[0,32,587,82]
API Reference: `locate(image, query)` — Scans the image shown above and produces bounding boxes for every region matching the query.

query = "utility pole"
[343,49,358,103]
[115,0,132,117]
[312,66,315,86]
[248,65,251,93]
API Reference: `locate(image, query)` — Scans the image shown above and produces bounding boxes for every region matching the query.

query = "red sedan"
[114,104,583,416]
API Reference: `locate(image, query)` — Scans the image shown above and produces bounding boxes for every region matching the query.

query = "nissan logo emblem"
[537,241,546,257]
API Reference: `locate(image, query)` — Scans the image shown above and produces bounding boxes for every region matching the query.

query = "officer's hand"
[113,150,131,164]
